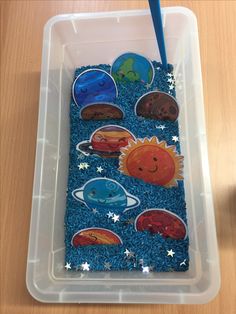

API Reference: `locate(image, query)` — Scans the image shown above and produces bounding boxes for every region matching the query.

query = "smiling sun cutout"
[119,137,183,187]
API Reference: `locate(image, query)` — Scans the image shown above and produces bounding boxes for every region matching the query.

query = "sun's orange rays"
[119,137,183,188]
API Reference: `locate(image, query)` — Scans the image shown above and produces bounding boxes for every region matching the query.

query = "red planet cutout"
[72,228,123,247]
[135,209,187,240]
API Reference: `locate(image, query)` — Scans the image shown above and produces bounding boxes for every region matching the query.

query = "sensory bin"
[65,55,189,272]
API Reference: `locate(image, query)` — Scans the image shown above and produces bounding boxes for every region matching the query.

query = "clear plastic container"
[26,7,220,304]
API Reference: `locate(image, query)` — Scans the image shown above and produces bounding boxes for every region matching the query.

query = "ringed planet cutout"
[72,177,140,212]
[72,227,123,247]
[80,103,124,120]
[111,52,155,84]
[72,69,118,107]
[135,209,187,240]
[135,91,179,121]
[119,137,183,187]
[77,125,136,158]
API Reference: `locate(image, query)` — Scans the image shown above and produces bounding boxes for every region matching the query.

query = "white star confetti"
[124,249,135,258]
[142,266,150,273]
[156,124,166,130]
[145,83,152,89]
[81,262,90,271]
[167,249,175,257]
[104,262,112,270]
[83,162,89,169]
[167,73,173,77]
[169,84,175,90]
[107,211,114,218]
[124,249,131,257]
[92,208,98,214]
[78,163,85,170]
[172,135,179,142]
[77,153,85,160]
[112,214,120,222]
[180,259,187,266]
[65,262,71,270]
[96,166,104,173]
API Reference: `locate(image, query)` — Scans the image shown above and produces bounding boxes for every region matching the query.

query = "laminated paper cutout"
[135,209,187,240]
[72,69,124,120]
[111,52,154,84]
[119,137,183,187]
[72,178,140,212]
[135,91,179,121]
[77,125,136,158]
[72,228,123,247]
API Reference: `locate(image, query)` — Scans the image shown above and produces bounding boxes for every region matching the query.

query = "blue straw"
[148,0,168,70]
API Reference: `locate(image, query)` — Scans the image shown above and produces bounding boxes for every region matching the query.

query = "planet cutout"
[72,69,118,107]
[77,125,136,158]
[80,103,124,120]
[72,178,140,212]
[135,91,179,121]
[111,52,154,84]
[119,137,183,187]
[135,209,187,240]
[72,228,123,247]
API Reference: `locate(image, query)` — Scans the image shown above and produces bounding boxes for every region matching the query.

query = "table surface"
[1,0,236,313]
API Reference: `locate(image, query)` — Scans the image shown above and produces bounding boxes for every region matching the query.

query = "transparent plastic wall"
[27,7,220,304]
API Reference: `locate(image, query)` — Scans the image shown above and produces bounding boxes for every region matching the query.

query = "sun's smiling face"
[119,137,183,187]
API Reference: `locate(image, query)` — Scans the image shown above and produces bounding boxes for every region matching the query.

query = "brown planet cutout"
[135,91,179,121]
[72,228,123,247]
[80,103,124,120]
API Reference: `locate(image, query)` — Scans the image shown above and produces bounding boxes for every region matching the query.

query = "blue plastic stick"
[148,0,168,70]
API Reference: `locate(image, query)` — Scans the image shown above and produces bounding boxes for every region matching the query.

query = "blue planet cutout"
[111,52,155,84]
[72,178,140,212]
[72,69,118,108]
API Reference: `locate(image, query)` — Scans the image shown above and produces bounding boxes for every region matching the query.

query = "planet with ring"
[72,178,140,212]
[77,125,136,158]
[135,91,179,121]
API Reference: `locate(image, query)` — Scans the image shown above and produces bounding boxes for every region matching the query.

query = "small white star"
[96,166,104,173]
[124,249,131,257]
[92,208,98,214]
[180,259,187,266]
[83,162,89,169]
[156,124,166,130]
[65,262,71,270]
[167,73,173,77]
[78,163,85,170]
[112,214,120,222]
[107,211,114,218]
[124,249,135,258]
[172,135,179,142]
[145,83,152,89]
[81,262,90,271]
[167,249,175,257]
[142,266,150,273]
[77,153,85,160]
[169,84,175,90]
[104,262,112,270]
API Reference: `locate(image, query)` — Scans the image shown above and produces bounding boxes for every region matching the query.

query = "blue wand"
[148,0,168,70]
